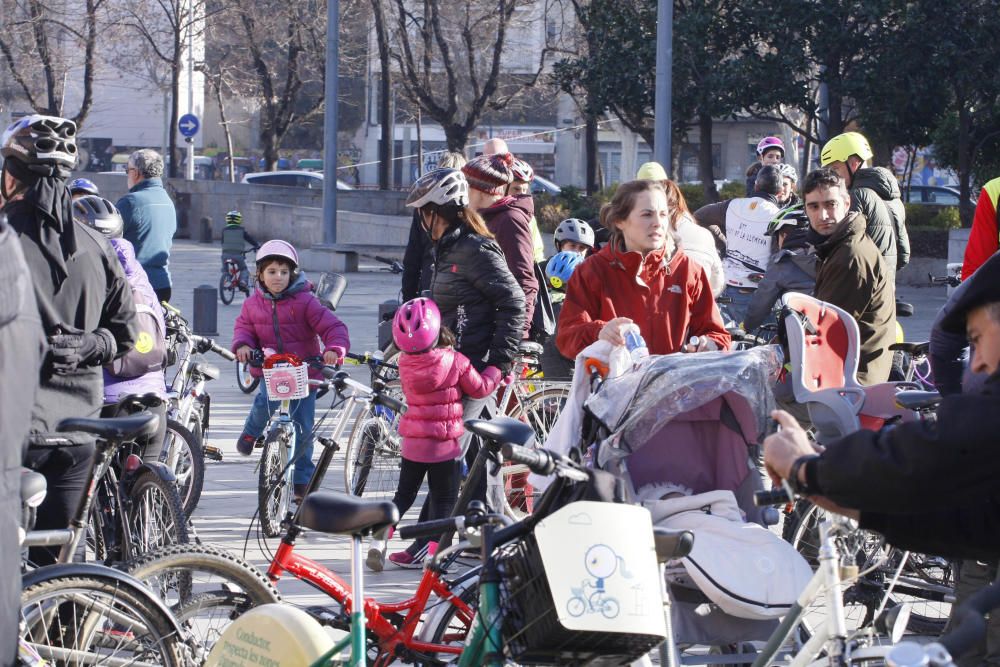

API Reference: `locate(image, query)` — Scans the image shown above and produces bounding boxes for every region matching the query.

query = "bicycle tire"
[236,360,260,394]
[163,418,205,517]
[343,410,401,499]
[416,576,479,666]
[218,274,235,305]
[500,385,570,519]
[259,427,291,537]
[21,570,188,666]
[127,468,190,558]
[87,472,122,565]
[126,543,281,652]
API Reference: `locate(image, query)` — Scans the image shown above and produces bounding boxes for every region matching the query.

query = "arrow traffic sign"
[178,114,200,138]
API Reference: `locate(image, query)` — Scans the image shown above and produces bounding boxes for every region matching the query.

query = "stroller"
[574,346,814,665]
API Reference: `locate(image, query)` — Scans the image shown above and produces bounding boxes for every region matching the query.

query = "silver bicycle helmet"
[73,196,124,239]
[776,163,798,183]
[554,218,595,249]
[406,168,470,209]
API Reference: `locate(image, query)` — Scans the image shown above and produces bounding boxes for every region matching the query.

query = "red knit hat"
[462,153,514,195]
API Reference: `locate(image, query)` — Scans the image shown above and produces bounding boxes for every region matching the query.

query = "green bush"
[678,183,705,212]
[719,180,745,200]
[904,203,960,230]
[929,207,961,230]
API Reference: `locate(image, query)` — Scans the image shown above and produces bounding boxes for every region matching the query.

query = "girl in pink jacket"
[231,240,350,500]
[367,297,501,571]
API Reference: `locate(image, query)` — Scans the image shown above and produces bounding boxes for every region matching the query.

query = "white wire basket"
[262,362,310,400]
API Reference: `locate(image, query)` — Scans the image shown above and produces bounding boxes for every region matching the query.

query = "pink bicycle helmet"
[392,297,441,353]
[256,239,299,268]
[756,136,785,156]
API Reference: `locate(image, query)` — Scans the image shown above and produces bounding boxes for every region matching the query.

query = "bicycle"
[162,301,235,515]
[219,248,255,305]
[19,414,191,666]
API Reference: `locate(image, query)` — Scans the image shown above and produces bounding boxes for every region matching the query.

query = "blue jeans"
[721,286,757,328]
[242,384,316,485]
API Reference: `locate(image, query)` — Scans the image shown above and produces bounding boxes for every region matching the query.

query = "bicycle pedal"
[304,605,348,629]
[316,436,340,452]
[204,445,223,461]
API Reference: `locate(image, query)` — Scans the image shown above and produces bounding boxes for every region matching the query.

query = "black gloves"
[48,328,116,374]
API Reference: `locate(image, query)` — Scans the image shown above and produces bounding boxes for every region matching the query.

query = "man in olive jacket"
[803,168,895,385]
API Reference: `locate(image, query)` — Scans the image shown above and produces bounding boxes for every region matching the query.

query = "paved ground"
[165,239,950,651]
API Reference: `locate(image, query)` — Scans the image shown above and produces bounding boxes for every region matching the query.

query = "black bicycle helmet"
[73,195,124,239]
[1,114,78,175]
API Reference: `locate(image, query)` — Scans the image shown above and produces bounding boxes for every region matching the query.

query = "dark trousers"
[392,458,461,527]
[154,286,172,304]
[952,560,1000,666]
[23,442,96,566]
[100,401,167,462]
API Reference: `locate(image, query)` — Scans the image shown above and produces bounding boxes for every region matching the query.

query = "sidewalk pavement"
[164,239,950,631]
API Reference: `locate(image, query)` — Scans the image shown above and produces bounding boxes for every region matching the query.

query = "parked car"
[903,184,975,208]
[531,174,562,196]
[242,170,353,190]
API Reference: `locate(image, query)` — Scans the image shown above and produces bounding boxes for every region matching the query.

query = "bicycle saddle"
[894,390,942,411]
[299,491,398,536]
[465,417,536,448]
[117,392,165,411]
[56,413,160,442]
[653,527,694,563]
[518,341,544,356]
[888,341,929,356]
[896,301,914,317]
[20,469,46,508]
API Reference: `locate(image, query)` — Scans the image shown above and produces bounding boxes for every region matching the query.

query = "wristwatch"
[788,455,821,496]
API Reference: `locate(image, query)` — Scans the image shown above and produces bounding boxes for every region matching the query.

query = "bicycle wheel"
[236,360,260,394]
[500,385,570,519]
[343,409,401,499]
[218,274,235,305]
[127,468,190,558]
[258,428,291,537]
[163,418,205,517]
[21,569,188,666]
[416,577,479,666]
[86,473,123,565]
[126,543,280,654]
[881,551,952,635]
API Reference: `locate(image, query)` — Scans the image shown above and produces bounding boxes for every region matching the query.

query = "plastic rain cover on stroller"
[581,346,813,651]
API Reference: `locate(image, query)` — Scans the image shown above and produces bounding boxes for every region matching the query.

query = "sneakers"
[366,539,387,572]
[236,432,256,456]
[389,541,436,569]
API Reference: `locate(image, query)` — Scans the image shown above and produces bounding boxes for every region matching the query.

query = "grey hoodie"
[743,247,817,332]
[851,167,910,276]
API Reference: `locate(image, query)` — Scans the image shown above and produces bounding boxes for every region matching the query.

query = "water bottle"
[623,324,649,366]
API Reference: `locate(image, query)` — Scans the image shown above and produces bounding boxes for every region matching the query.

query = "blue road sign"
[178,114,200,138]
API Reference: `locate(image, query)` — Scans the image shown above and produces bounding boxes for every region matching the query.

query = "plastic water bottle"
[623,324,649,366]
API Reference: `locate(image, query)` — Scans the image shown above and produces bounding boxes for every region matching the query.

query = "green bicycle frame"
[457,579,503,667]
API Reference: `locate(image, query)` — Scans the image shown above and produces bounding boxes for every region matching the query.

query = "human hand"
[48,330,111,374]
[481,366,502,392]
[236,346,254,363]
[598,317,634,346]
[682,335,718,353]
[324,346,346,366]
[762,410,820,486]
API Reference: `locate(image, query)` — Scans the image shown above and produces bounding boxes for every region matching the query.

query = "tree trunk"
[443,124,467,153]
[261,126,280,172]
[378,72,392,190]
[958,105,973,227]
[698,111,719,203]
[213,81,236,183]
[168,56,181,178]
[585,113,599,195]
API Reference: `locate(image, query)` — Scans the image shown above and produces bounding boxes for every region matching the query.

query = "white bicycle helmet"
[256,239,299,268]
[406,168,470,209]
[554,218,595,249]
[776,163,798,183]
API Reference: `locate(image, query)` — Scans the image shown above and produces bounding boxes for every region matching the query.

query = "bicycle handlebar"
[398,516,465,541]
[754,487,791,506]
[501,443,590,483]
[192,335,236,361]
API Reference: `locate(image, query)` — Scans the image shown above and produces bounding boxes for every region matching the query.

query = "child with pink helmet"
[367,296,502,571]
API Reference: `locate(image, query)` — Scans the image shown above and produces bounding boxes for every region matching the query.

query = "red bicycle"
[264,369,479,664]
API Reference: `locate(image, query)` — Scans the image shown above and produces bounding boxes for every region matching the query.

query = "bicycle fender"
[136,460,177,485]
[21,562,186,638]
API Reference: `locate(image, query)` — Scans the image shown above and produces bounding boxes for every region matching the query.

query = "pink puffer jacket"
[230,272,350,381]
[398,347,500,463]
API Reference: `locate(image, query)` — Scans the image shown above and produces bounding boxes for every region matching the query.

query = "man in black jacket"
[763,250,1000,561]
[1,115,137,566]
[0,211,45,667]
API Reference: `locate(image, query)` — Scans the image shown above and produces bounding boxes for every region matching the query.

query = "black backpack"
[529,262,556,343]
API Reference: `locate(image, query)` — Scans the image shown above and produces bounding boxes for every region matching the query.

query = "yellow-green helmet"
[820,132,873,166]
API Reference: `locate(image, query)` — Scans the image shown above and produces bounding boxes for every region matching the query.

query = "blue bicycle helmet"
[69,177,99,196]
[545,251,585,290]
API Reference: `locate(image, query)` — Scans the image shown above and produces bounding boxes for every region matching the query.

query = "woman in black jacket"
[383,168,525,568]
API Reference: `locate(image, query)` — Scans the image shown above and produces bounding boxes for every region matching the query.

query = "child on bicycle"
[539,250,585,379]
[231,240,349,501]
[221,210,259,296]
[367,297,502,571]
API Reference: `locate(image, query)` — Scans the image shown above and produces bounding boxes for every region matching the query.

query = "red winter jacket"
[961,178,1000,280]
[231,273,350,381]
[397,347,499,463]
[557,243,730,359]
[480,195,538,334]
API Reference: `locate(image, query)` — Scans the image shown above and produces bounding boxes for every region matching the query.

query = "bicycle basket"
[497,501,666,664]
[262,355,309,400]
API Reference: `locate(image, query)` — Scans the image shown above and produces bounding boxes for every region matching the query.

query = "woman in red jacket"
[557,179,730,359]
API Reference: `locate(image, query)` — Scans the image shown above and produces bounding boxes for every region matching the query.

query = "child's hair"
[257,256,293,277]
[436,325,457,348]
